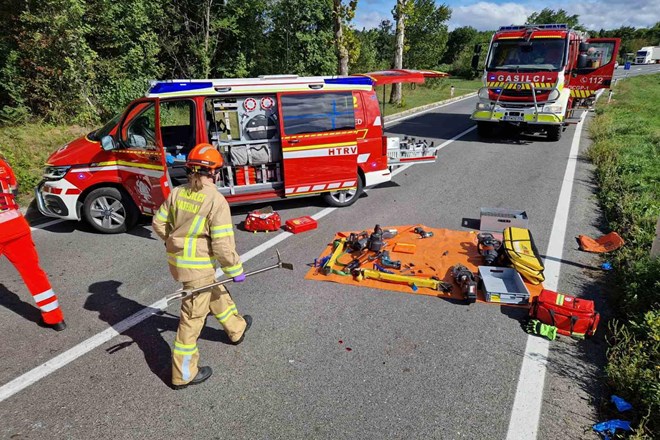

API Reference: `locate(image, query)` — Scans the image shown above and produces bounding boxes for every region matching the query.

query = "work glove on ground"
[233,274,246,283]
[525,319,557,340]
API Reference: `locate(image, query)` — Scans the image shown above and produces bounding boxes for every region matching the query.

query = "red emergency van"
[37,71,441,233]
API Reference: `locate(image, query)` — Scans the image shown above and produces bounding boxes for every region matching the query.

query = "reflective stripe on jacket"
[152,181,243,282]
[0,158,29,242]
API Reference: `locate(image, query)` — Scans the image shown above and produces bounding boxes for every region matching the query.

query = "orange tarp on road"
[305,225,543,305]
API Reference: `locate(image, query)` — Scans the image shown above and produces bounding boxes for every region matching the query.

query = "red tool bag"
[244,207,281,232]
[529,289,600,338]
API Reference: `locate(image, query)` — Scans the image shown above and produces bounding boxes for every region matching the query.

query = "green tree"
[87,0,163,118]
[333,0,358,75]
[350,29,379,73]
[526,8,583,30]
[268,0,336,76]
[404,0,450,69]
[374,20,395,68]
[12,0,98,124]
[442,26,477,64]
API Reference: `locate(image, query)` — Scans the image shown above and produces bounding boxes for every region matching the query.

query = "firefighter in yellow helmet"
[153,143,251,389]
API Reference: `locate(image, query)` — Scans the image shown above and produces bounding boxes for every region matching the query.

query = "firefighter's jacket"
[152,181,243,283]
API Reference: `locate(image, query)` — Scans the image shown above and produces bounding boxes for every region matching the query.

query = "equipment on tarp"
[347,231,370,252]
[502,227,545,284]
[393,243,416,254]
[477,232,502,265]
[577,232,624,253]
[451,264,478,303]
[355,268,452,293]
[529,289,600,338]
[244,206,281,232]
[322,239,346,275]
[164,250,293,305]
[368,225,386,252]
[413,226,433,239]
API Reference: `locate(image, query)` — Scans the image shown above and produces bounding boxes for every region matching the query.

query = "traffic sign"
[624,62,631,70]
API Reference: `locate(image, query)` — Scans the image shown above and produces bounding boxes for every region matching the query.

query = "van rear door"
[278,91,359,197]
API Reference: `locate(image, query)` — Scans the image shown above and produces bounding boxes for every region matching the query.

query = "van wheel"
[322,176,363,207]
[83,187,138,234]
[547,125,563,141]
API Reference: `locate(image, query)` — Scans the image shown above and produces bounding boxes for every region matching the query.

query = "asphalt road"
[0,90,628,439]
[613,62,660,78]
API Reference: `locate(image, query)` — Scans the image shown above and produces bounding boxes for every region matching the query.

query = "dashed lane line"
[505,110,588,439]
[0,111,476,403]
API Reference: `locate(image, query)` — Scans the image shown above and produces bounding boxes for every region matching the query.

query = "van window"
[123,104,157,149]
[160,100,196,154]
[281,92,355,135]
[584,42,615,68]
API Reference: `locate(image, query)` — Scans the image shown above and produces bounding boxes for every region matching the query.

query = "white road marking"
[30,218,65,231]
[506,111,588,440]
[0,110,477,403]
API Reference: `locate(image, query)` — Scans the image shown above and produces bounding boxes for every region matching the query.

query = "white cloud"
[450,2,533,31]
[354,10,392,30]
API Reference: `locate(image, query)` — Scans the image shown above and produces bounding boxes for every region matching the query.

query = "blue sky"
[353,0,660,31]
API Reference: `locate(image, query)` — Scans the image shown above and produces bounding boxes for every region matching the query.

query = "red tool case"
[285,216,318,234]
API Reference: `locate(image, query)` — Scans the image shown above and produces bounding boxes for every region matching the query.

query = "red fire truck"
[37,71,441,233]
[471,24,620,140]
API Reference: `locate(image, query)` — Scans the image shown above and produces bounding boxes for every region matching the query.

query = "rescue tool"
[164,250,293,305]
[354,269,453,293]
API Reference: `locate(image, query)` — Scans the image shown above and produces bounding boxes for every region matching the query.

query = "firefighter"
[0,154,66,331]
[152,143,251,389]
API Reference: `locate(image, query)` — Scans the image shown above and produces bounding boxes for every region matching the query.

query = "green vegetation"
[588,73,660,439]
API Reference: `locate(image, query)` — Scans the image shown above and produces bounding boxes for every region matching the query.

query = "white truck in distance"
[634,46,660,64]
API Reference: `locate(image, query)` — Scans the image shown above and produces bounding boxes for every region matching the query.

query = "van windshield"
[488,39,566,71]
[88,113,122,141]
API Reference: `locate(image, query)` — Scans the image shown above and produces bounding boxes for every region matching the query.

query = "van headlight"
[43,166,71,181]
[547,89,560,101]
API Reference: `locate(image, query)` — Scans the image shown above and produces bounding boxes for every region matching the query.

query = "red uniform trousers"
[1,226,64,325]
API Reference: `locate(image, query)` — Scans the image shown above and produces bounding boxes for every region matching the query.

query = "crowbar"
[164,249,294,305]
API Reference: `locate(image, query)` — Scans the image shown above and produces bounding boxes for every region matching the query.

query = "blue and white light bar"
[149,81,213,95]
[324,77,373,86]
[498,23,568,31]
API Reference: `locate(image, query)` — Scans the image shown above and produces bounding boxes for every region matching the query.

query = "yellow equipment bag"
[503,227,545,285]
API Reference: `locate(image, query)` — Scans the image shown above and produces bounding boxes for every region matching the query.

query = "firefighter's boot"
[173,366,213,390]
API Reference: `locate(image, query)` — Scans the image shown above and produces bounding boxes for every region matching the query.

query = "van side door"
[570,38,621,98]
[278,91,359,197]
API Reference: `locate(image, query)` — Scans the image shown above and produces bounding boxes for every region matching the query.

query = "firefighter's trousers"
[172,275,247,386]
[0,232,64,324]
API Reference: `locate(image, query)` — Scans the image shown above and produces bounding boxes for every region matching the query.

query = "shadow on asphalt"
[84,280,234,388]
[0,283,42,325]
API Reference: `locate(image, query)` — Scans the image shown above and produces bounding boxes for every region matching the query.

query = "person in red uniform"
[0,155,66,331]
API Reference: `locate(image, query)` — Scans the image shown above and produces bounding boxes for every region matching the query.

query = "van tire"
[83,187,138,234]
[546,125,563,141]
[322,176,363,207]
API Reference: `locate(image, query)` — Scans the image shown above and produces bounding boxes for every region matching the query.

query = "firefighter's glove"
[525,319,557,341]
[233,274,246,283]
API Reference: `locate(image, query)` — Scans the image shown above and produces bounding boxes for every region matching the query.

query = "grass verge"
[588,73,660,439]
[0,124,92,205]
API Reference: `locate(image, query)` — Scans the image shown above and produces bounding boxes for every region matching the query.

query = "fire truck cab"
[37,72,440,233]
[472,24,620,141]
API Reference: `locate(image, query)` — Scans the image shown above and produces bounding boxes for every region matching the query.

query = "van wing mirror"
[101,135,116,151]
[579,42,589,53]
[577,53,588,69]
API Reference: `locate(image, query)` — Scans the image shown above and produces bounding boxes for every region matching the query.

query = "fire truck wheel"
[83,187,138,234]
[546,125,563,141]
[476,121,496,138]
[322,176,363,207]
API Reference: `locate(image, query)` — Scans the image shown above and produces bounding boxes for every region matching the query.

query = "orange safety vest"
[0,158,30,242]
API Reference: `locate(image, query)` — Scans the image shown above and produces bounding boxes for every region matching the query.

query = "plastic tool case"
[478,266,530,304]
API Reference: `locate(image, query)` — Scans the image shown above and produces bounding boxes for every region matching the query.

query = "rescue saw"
[164,250,293,305]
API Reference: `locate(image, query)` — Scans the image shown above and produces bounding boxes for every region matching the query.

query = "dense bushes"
[588,74,660,438]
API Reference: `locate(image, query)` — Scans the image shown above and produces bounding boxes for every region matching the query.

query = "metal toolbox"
[480,208,528,234]
[478,266,530,304]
